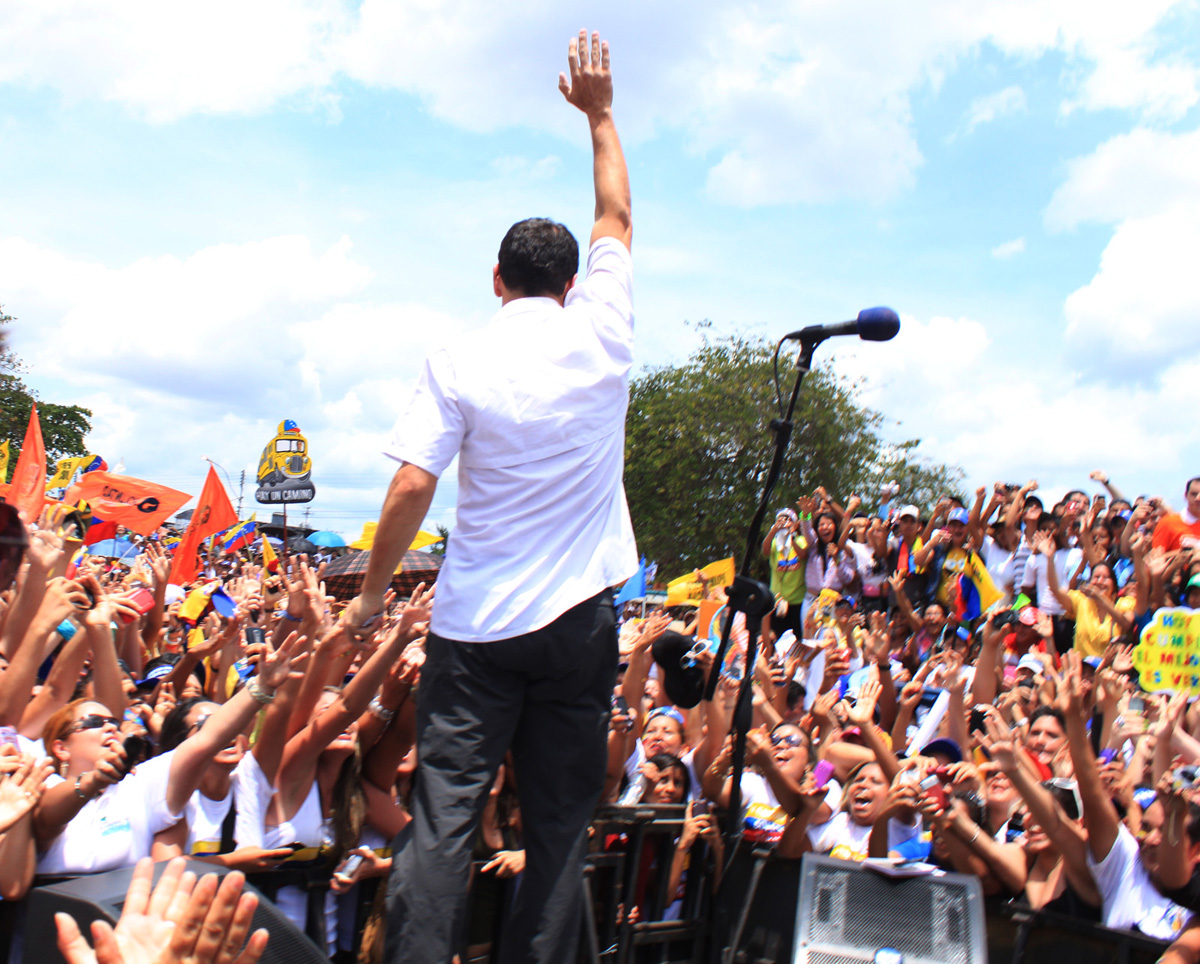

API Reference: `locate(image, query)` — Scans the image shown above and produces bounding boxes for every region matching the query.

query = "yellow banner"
[1132,608,1200,695]
[666,557,735,606]
[0,440,8,482]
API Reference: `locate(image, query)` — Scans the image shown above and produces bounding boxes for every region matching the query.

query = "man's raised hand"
[559,29,613,117]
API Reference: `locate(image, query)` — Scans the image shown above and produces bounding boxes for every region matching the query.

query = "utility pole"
[237,470,245,518]
[303,506,311,529]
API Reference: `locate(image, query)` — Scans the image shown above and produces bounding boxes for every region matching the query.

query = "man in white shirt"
[343,30,636,964]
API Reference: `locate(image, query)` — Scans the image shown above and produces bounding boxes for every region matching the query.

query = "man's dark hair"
[497,218,579,298]
[1186,477,1200,496]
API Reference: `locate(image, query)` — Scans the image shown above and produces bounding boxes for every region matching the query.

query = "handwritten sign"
[1132,608,1200,695]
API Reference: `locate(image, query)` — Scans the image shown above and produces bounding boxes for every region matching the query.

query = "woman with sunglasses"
[701,723,836,847]
[32,632,305,876]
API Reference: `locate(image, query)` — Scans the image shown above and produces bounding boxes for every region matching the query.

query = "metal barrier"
[7,820,1179,964]
[583,804,712,964]
[986,902,1170,964]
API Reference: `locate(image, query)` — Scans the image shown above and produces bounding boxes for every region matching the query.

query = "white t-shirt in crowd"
[1021,548,1082,616]
[184,753,276,855]
[741,771,844,845]
[807,809,921,863]
[979,535,1015,597]
[264,782,339,956]
[1087,824,1192,940]
[38,752,181,875]
[386,238,638,643]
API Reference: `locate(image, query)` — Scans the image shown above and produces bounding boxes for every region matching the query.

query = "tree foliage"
[1,308,93,477]
[624,331,963,577]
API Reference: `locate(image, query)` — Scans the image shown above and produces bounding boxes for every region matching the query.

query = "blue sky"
[3,1,1199,544]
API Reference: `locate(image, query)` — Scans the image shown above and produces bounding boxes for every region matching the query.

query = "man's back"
[387,237,637,641]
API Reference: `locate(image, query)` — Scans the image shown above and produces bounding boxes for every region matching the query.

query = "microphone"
[785,307,900,344]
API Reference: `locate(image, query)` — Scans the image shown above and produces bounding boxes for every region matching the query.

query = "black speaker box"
[24,860,326,964]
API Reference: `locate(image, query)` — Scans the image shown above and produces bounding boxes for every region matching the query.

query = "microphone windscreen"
[855,307,900,342]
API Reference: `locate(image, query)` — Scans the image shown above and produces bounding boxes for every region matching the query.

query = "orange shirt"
[1152,513,1200,552]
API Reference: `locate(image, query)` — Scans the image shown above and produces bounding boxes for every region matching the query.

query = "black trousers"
[384,589,618,964]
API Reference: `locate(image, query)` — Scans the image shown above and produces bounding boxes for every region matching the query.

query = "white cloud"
[1044,124,1200,374]
[0,232,471,530]
[2,1,1197,207]
[831,311,1200,506]
[964,85,1028,134]
[0,0,349,122]
[991,237,1026,258]
[1062,205,1200,374]
[1045,126,1200,231]
[489,155,562,180]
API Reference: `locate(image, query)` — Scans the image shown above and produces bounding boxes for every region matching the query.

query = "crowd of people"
[1,472,1199,962]
[604,474,1200,962]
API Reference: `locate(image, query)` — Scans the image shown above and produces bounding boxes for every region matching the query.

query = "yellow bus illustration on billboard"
[255,419,315,504]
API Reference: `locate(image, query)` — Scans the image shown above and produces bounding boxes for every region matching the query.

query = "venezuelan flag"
[954,550,1003,622]
[217,520,257,554]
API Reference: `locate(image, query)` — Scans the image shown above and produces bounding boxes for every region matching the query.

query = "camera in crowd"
[1172,764,1200,792]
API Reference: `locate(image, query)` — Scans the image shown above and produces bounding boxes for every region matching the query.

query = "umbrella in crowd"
[308,530,346,548]
[322,548,442,600]
[288,536,318,555]
[86,537,139,560]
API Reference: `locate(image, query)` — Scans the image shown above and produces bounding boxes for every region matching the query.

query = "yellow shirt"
[1068,590,1136,658]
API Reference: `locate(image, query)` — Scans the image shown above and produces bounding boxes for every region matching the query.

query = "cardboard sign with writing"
[1132,608,1200,695]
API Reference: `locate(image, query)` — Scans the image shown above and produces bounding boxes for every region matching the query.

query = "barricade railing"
[6,825,1179,964]
[584,804,712,964]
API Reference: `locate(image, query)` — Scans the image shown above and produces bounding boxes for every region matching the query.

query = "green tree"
[428,523,451,558]
[624,331,963,577]
[1,308,93,478]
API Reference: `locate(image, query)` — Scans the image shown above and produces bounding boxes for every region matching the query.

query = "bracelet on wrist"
[368,697,395,722]
[74,773,93,801]
[278,611,302,623]
[247,678,277,704]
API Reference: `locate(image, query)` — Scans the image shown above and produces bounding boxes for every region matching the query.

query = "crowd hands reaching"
[607,474,1200,958]
[0,501,439,963]
[6,473,1200,959]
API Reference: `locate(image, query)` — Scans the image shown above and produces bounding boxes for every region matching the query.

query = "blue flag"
[614,557,647,607]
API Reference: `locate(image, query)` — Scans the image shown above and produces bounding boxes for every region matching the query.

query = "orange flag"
[167,466,238,586]
[66,471,191,536]
[8,404,47,521]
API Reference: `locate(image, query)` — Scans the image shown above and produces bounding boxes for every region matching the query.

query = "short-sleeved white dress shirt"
[386,237,639,642]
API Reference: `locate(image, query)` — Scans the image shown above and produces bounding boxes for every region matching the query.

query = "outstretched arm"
[342,463,437,635]
[560,30,631,251]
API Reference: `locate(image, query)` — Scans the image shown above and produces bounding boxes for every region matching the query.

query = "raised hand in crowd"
[55,857,268,964]
[0,749,53,834]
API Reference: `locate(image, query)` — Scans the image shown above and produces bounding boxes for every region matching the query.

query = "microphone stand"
[706,335,820,964]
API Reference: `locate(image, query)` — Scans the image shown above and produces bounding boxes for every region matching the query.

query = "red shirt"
[1152,513,1200,552]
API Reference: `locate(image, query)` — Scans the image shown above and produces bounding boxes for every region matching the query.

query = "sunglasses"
[1043,777,1083,820]
[68,714,121,734]
[0,503,30,594]
[187,714,212,735]
[771,733,806,748]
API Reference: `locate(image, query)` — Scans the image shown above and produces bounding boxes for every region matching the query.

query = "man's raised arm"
[559,30,631,251]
